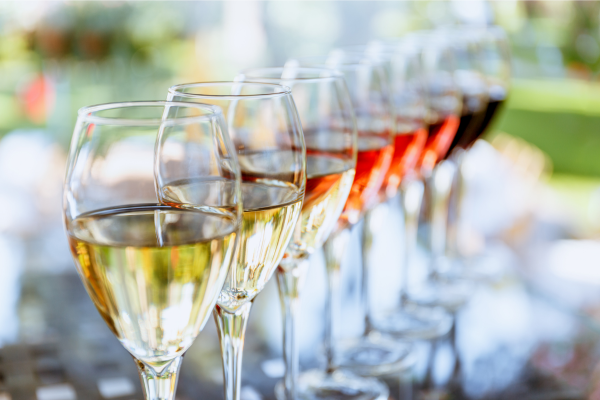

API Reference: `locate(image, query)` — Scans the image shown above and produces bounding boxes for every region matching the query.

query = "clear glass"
[239,67,357,400]
[444,27,492,270]
[342,41,454,341]
[166,82,306,400]
[63,101,241,400]
[289,53,396,398]
[447,26,512,278]
[406,30,473,312]
[444,27,490,156]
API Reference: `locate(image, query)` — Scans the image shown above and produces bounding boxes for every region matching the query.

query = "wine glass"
[397,30,474,313]
[444,28,490,157]
[63,101,241,400]
[441,27,491,270]
[165,82,306,400]
[291,53,403,399]
[462,26,510,148]
[340,40,455,341]
[446,26,511,278]
[238,67,357,400]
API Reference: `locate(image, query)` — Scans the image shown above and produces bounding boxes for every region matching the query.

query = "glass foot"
[335,333,414,377]
[372,301,453,340]
[276,369,389,400]
[448,253,507,284]
[408,274,473,312]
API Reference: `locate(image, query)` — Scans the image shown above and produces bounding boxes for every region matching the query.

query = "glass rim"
[405,30,450,46]
[77,100,223,127]
[293,53,389,71]
[335,46,419,64]
[169,81,292,100]
[239,66,345,83]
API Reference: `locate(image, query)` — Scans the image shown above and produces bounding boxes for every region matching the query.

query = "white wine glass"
[239,67,357,400]
[63,101,241,400]
[165,82,306,400]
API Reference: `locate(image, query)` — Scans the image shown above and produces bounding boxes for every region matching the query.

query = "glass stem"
[427,161,456,275]
[360,210,374,336]
[399,177,424,304]
[446,150,466,259]
[135,356,183,400]
[322,229,350,374]
[276,258,310,400]
[214,302,252,400]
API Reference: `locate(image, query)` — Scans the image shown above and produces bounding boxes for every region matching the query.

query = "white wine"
[282,154,355,265]
[160,178,303,311]
[67,205,237,364]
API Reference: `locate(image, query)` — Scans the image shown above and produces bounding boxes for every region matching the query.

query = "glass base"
[335,333,414,377]
[275,369,389,400]
[408,274,473,312]
[448,254,507,284]
[372,301,453,340]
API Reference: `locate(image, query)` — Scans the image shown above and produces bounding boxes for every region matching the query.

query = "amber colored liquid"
[340,135,393,225]
[282,155,355,262]
[67,205,237,363]
[382,127,428,197]
[419,115,460,173]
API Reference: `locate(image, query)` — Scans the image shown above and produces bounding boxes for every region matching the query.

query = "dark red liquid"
[447,89,494,155]
[471,99,505,143]
[382,128,427,196]
[419,115,460,173]
[454,94,506,151]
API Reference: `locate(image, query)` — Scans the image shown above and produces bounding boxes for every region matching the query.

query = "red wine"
[418,115,459,173]
[447,95,487,155]
[382,127,427,197]
[457,87,507,150]
[473,99,505,140]
[452,109,486,152]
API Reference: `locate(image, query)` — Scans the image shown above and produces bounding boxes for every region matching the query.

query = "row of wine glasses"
[267,26,511,400]
[312,26,510,400]
[62,24,510,400]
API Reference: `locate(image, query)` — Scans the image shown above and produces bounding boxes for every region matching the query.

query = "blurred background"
[3,0,600,271]
[3,1,600,400]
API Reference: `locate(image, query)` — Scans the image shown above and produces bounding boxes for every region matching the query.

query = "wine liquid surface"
[161,178,302,311]
[283,154,355,262]
[67,205,237,363]
[382,127,427,196]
